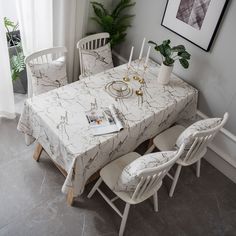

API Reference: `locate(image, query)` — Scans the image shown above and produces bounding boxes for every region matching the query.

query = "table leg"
[147,138,154,150]
[67,187,75,206]
[66,171,100,206]
[33,142,43,162]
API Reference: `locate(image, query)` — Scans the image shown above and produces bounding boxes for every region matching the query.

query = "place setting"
[105,38,152,107]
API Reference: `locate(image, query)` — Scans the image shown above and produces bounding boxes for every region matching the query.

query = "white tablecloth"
[17,59,198,196]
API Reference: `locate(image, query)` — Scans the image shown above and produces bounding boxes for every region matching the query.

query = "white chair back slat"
[144,175,158,193]
[132,177,145,199]
[98,38,101,47]
[136,176,151,199]
[182,112,229,165]
[25,46,67,65]
[131,144,185,201]
[190,137,207,160]
[184,137,202,163]
[144,173,162,196]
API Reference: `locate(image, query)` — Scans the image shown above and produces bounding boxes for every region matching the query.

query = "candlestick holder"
[132,58,142,81]
[140,64,152,99]
[123,66,131,82]
[135,85,144,106]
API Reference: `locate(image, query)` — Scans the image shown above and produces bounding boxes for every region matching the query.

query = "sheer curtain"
[17,0,89,84]
[53,0,89,82]
[16,0,53,98]
[0,10,15,119]
[16,0,53,55]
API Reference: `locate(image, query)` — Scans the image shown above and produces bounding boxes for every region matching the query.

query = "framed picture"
[161,0,229,51]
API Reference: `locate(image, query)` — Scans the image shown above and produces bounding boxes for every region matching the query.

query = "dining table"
[17,58,198,205]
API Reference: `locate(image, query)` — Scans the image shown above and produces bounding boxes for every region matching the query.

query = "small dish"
[111,81,128,92]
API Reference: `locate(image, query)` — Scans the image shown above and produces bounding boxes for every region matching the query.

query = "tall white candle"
[139,37,146,60]
[128,46,134,68]
[145,46,151,66]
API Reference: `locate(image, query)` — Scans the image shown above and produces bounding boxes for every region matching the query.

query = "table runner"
[17,59,198,196]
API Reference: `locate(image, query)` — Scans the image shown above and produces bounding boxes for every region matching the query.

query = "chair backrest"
[25,46,67,65]
[131,143,186,201]
[182,112,229,165]
[77,32,110,77]
[24,47,67,97]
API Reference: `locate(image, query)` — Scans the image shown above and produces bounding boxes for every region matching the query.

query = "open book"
[86,104,123,136]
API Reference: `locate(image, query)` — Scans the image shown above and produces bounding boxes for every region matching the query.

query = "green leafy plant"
[148,39,191,69]
[4,17,25,81]
[91,0,135,47]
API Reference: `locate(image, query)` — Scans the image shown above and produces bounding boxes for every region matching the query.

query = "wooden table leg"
[147,138,154,149]
[33,142,43,162]
[67,188,75,206]
[33,142,76,206]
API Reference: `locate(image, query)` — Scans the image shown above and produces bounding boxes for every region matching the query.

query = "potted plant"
[90,0,135,48]
[4,17,27,94]
[148,39,191,85]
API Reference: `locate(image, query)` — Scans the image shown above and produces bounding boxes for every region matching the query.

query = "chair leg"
[153,191,158,212]
[87,177,103,198]
[169,164,182,197]
[196,159,201,178]
[119,203,130,236]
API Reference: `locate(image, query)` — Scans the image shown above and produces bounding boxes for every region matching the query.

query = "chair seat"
[153,125,185,151]
[100,152,148,204]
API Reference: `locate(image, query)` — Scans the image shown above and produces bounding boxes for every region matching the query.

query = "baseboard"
[197,111,236,169]
[112,51,236,183]
[197,111,236,183]
[205,149,236,183]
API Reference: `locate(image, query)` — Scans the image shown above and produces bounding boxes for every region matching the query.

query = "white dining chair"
[88,144,185,236]
[77,33,113,79]
[145,112,229,197]
[25,46,68,97]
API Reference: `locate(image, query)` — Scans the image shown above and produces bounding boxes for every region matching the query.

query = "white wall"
[1,0,18,25]
[114,0,236,135]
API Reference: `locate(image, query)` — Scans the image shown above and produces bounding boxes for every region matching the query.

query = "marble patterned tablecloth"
[17,59,198,196]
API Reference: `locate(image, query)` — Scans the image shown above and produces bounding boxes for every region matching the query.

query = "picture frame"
[161,0,229,51]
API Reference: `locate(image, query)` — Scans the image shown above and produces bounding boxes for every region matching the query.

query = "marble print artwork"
[17,59,198,196]
[81,43,114,77]
[29,56,68,96]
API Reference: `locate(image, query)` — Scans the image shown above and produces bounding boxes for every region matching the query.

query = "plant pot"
[12,69,28,94]
[8,45,28,94]
[158,63,173,85]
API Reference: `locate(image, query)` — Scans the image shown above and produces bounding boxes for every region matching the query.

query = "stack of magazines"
[86,104,123,136]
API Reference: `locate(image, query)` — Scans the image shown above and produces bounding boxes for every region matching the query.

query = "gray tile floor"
[0,116,236,236]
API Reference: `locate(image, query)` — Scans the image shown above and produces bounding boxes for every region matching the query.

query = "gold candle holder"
[135,89,143,96]
[123,76,130,82]
[138,78,145,84]
[133,75,141,81]
[123,66,131,82]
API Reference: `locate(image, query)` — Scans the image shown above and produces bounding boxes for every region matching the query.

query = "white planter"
[158,63,173,85]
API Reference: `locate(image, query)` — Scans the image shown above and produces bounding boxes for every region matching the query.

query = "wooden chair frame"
[76,32,110,78]
[145,112,229,197]
[88,144,185,236]
[25,46,68,97]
